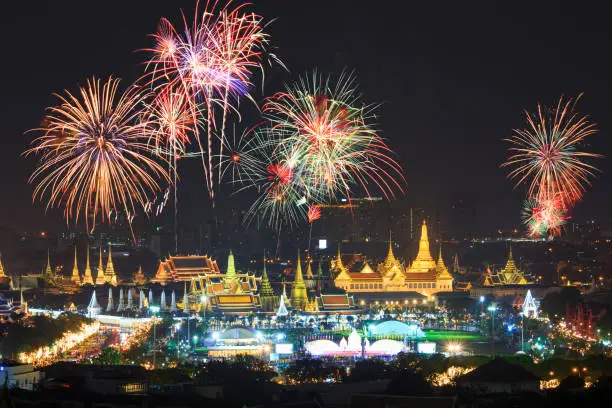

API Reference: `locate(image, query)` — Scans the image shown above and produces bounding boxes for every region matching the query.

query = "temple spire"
[95,247,106,285]
[437,245,446,270]
[87,290,101,317]
[45,250,53,277]
[336,244,343,269]
[182,281,189,311]
[0,253,5,278]
[260,258,274,297]
[70,246,81,285]
[82,246,94,285]
[106,244,117,286]
[106,287,114,312]
[406,220,436,273]
[290,250,308,310]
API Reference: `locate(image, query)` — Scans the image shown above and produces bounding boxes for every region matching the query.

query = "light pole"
[487,304,496,358]
[150,306,160,368]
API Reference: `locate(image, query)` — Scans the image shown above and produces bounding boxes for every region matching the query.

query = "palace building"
[333,221,454,297]
[152,255,221,284]
[183,251,263,314]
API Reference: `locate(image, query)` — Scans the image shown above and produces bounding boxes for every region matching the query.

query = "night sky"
[1,1,611,234]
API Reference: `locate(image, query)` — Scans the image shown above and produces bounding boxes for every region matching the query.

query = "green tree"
[92,347,123,365]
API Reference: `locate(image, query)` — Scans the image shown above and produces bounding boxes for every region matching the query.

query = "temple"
[132,266,147,286]
[95,247,106,286]
[183,251,262,314]
[334,221,454,296]
[152,255,221,284]
[70,246,81,285]
[483,246,530,286]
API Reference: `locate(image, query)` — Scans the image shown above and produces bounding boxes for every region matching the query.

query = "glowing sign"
[275,343,294,355]
[318,239,327,250]
[417,342,436,354]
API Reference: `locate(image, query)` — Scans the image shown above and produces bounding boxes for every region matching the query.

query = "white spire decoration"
[148,289,153,306]
[276,293,289,317]
[106,287,114,312]
[87,290,101,318]
[161,290,167,309]
[117,288,125,312]
[521,289,539,318]
[183,290,189,311]
[126,289,133,310]
[139,290,145,310]
[170,290,177,312]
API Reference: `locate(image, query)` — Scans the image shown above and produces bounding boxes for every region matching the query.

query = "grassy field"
[424,330,486,342]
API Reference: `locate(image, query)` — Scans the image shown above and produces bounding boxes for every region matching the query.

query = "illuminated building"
[312,294,358,314]
[483,246,530,286]
[305,329,408,357]
[87,290,101,318]
[304,261,316,290]
[521,290,539,318]
[290,251,309,310]
[152,255,221,284]
[333,221,454,296]
[206,327,269,359]
[132,266,146,286]
[184,251,261,314]
[258,261,278,313]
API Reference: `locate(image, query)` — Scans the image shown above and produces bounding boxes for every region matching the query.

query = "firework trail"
[142,0,276,200]
[504,95,601,237]
[26,77,169,234]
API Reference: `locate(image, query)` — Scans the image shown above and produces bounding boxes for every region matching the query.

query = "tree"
[386,370,432,396]
[541,287,581,321]
[557,375,585,391]
[92,347,123,365]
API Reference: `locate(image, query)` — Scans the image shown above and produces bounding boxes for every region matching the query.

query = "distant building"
[0,362,43,391]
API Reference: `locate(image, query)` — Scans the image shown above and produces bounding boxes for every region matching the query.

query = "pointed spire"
[226,249,236,279]
[133,265,146,285]
[106,244,117,286]
[126,288,133,310]
[139,290,145,310]
[45,250,53,277]
[407,220,436,273]
[437,245,446,270]
[148,289,153,306]
[259,257,274,297]
[160,290,167,309]
[290,250,308,310]
[82,246,94,285]
[95,247,106,285]
[70,246,81,285]
[453,253,460,274]
[117,288,124,312]
[170,290,177,311]
[336,244,344,269]
[87,290,101,317]
[0,253,6,278]
[106,287,114,312]
[305,261,314,279]
[276,293,289,317]
[183,281,189,311]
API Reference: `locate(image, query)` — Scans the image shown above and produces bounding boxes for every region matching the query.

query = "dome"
[367,339,407,355]
[305,339,341,356]
[370,320,425,338]
[218,326,259,342]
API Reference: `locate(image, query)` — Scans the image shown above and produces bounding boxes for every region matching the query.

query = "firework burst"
[504,94,601,237]
[142,0,276,199]
[226,72,405,231]
[26,77,169,232]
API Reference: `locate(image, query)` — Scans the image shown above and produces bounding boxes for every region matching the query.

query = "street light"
[150,306,160,368]
[487,304,497,358]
